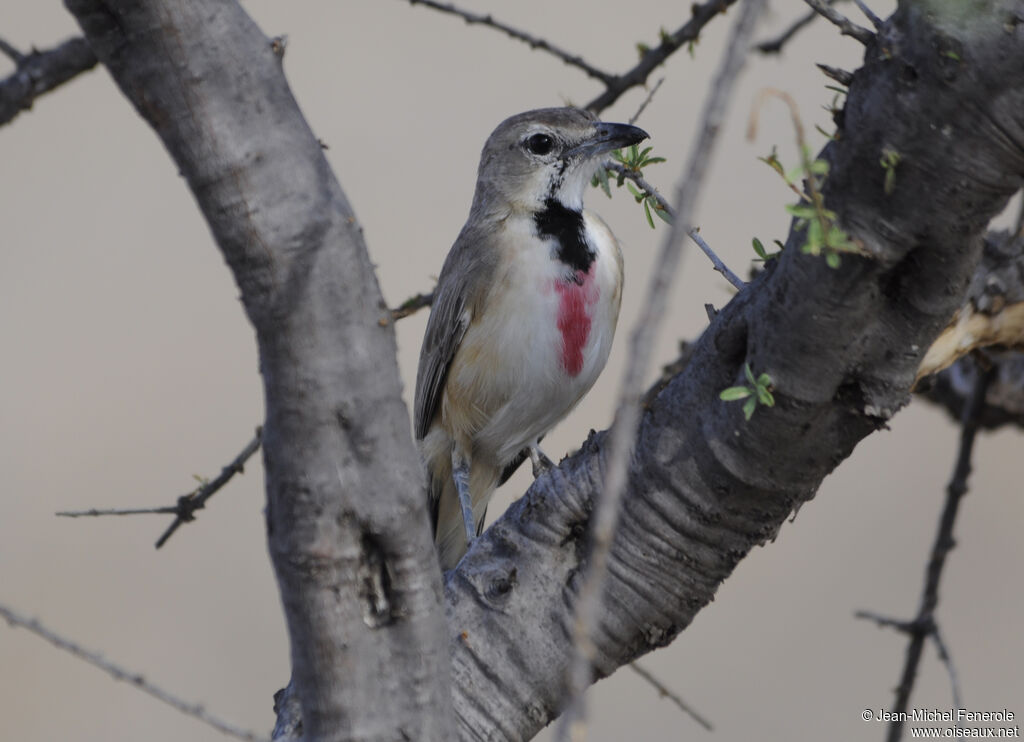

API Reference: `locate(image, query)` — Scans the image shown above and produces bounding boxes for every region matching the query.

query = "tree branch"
[800,0,874,45]
[406,0,616,85]
[586,0,739,114]
[857,362,993,742]
[443,4,1024,738]
[64,0,453,739]
[755,1,834,54]
[0,36,97,127]
[0,602,268,742]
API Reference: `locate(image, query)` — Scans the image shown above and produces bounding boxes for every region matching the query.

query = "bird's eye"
[525,133,554,156]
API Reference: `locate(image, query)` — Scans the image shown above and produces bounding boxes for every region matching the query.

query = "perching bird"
[414,107,648,569]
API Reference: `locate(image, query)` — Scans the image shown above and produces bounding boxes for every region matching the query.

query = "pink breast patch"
[554,268,599,377]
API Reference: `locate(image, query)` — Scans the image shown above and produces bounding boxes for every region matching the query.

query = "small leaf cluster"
[751,237,782,263]
[591,144,671,228]
[719,364,775,421]
[759,145,862,269]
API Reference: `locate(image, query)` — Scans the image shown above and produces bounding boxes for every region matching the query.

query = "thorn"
[817,63,853,87]
[270,35,287,58]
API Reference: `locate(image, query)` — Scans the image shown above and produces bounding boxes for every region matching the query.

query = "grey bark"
[64,1,453,740]
[53,1,1024,741]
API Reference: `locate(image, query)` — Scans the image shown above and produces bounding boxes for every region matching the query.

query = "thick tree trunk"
[64,1,453,740]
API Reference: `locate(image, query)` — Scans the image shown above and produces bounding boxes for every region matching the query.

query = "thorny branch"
[407,0,739,117]
[755,0,836,54]
[587,0,739,114]
[56,428,263,549]
[856,363,994,742]
[556,2,766,740]
[800,0,874,45]
[0,36,97,127]
[406,0,616,85]
[0,602,269,742]
[627,663,713,731]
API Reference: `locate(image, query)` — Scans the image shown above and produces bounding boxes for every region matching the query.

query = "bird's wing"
[413,282,470,442]
[413,222,497,442]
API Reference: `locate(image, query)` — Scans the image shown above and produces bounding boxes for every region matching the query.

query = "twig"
[153,428,263,548]
[0,36,97,127]
[855,363,993,742]
[586,0,740,114]
[628,77,664,126]
[602,161,673,215]
[688,228,745,290]
[930,626,963,716]
[0,37,25,64]
[556,3,767,740]
[0,602,269,742]
[55,428,263,549]
[388,290,434,321]
[754,1,833,54]
[800,0,874,45]
[57,505,180,517]
[627,662,713,731]
[406,0,615,86]
[602,161,744,289]
[817,62,854,87]
[851,0,884,29]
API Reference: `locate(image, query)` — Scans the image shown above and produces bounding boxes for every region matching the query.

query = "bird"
[414,107,648,570]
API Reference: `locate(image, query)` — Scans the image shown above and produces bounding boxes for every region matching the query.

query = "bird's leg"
[528,442,555,478]
[450,447,476,547]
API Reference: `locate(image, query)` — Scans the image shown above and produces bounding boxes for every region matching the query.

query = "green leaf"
[756,386,774,406]
[808,158,830,175]
[643,199,654,228]
[720,386,752,401]
[757,373,772,387]
[742,397,758,420]
[826,251,841,269]
[752,237,767,259]
[744,363,756,386]
[785,204,816,219]
[654,204,673,223]
[806,217,824,250]
[644,156,666,165]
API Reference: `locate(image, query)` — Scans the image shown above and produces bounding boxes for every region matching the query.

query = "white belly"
[444,211,622,466]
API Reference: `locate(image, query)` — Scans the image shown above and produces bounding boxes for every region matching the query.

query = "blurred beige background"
[2,2,1021,740]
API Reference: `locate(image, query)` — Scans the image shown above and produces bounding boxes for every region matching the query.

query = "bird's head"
[472,107,649,215]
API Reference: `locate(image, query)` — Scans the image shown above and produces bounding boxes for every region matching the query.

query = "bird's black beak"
[563,121,649,160]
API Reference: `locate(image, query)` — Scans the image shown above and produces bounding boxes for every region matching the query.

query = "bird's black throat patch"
[534,197,594,275]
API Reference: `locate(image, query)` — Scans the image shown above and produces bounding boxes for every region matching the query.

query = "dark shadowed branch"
[856,363,993,742]
[0,602,269,742]
[586,0,738,113]
[755,1,834,54]
[0,36,96,126]
[55,428,263,548]
[801,0,874,44]
[406,0,616,85]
